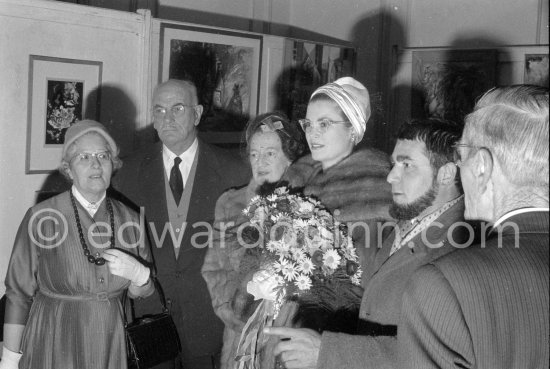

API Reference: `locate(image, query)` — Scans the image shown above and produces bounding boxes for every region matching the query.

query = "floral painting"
[27,55,101,173]
[45,80,83,144]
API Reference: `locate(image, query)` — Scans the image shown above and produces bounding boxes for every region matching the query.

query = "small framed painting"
[26,55,102,173]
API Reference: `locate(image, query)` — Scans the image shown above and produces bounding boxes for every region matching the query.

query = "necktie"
[169,157,183,205]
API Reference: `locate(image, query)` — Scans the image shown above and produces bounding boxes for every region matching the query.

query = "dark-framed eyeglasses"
[70,151,112,165]
[298,118,349,134]
[153,103,197,119]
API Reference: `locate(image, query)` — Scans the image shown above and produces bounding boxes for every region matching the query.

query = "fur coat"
[284,148,392,223]
[283,148,393,332]
[202,148,393,368]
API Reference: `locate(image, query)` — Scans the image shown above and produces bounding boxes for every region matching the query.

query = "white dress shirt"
[162,138,199,187]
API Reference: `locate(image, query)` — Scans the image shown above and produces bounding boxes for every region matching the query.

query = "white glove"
[0,347,22,369]
[102,249,150,286]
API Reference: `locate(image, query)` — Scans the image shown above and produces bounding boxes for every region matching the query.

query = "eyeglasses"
[298,118,349,134]
[70,151,112,165]
[452,143,488,167]
[153,103,197,119]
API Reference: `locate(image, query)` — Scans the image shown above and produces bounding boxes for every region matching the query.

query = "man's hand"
[264,327,321,369]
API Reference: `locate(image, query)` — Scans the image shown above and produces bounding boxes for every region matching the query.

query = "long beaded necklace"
[69,191,115,265]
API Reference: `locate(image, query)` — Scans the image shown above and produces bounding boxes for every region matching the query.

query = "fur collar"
[284,148,393,222]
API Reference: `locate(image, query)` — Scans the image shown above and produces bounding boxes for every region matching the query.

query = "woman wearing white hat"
[1,120,154,369]
[280,77,393,331]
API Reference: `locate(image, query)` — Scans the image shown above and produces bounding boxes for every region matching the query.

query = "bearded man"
[266,118,471,369]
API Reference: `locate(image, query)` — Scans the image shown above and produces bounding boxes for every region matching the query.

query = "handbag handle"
[122,277,170,325]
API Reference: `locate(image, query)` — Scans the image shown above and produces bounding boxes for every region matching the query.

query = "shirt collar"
[411,194,464,226]
[493,207,550,229]
[71,186,106,217]
[162,138,198,166]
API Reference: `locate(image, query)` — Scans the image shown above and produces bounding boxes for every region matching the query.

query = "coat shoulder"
[201,141,250,181]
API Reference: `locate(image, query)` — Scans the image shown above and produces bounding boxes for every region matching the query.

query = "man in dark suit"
[398,85,549,368]
[113,79,249,369]
[267,119,469,369]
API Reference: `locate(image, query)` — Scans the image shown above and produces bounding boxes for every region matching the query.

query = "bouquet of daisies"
[235,186,363,368]
[242,186,362,316]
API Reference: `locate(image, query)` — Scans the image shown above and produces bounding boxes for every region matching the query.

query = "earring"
[350,133,356,143]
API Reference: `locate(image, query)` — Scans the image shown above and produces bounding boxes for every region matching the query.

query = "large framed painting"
[411,49,497,123]
[524,54,549,87]
[159,23,263,144]
[26,55,102,174]
[277,40,355,123]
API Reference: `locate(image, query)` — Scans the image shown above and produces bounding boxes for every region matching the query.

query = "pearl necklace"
[70,191,115,265]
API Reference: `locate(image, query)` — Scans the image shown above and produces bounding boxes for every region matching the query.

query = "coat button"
[99,277,105,283]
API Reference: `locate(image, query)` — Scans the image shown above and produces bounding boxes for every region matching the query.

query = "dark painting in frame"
[159,23,262,145]
[277,40,355,124]
[524,54,549,87]
[411,49,497,123]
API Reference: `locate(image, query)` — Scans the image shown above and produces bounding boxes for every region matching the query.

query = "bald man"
[114,79,249,369]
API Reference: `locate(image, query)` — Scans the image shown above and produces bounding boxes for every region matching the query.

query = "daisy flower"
[342,245,358,261]
[266,240,279,252]
[294,219,309,229]
[275,242,291,258]
[323,249,341,269]
[290,248,306,262]
[273,259,287,274]
[297,257,315,275]
[295,275,312,290]
[281,261,299,281]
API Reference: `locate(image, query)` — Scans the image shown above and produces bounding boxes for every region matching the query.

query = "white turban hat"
[310,77,371,144]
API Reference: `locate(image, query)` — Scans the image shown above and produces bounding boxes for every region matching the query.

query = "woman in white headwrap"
[280,77,393,333]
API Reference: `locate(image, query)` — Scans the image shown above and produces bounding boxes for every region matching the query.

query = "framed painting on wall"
[411,49,497,124]
[159,23,263,144]
[277,40,355,123]
[524,54,549,87]
[26,55,102,174]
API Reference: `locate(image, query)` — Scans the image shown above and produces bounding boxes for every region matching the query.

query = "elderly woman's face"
[249,131,291,185]
[66,133,113,201]
[304,100,354,170]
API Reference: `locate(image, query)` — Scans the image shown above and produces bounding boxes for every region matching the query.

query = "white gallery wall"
[0,0,150,296]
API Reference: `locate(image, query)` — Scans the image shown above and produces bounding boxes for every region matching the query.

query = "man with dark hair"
[266,118,469,369]
[113,79,249,369]
[398,85,549,368]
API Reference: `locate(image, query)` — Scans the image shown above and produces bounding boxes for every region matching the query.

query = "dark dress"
[4,191,152,369]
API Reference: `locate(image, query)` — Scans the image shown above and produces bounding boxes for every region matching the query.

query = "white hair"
[462,85,549,190]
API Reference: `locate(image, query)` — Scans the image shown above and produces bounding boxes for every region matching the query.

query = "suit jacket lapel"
[369,229,396,279]
[140,145,168,227]
[139,145,178,268]
[177,141,223,258]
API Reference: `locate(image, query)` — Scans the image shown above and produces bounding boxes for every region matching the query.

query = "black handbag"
[123,277,181,369]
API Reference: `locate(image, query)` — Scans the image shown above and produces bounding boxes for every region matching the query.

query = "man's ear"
[473,148,494,191]
[436,162,458,186]
[194,105,203,126]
